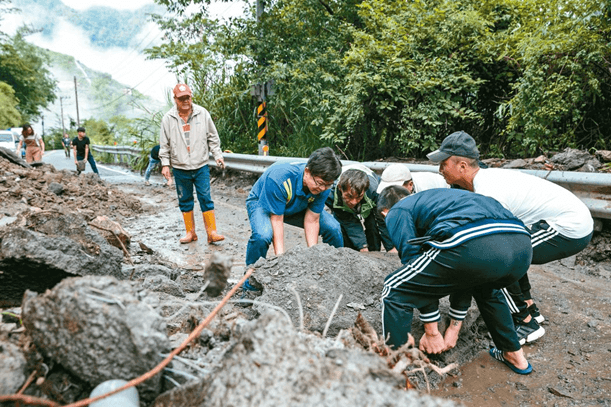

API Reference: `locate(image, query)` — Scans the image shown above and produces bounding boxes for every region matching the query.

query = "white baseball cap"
[376,164,412,193]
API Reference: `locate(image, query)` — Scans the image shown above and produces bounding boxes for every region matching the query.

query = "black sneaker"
[515,318,545,345]
[528,303,545,323]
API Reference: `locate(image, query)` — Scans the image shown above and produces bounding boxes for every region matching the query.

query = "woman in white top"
[17,124,44,163]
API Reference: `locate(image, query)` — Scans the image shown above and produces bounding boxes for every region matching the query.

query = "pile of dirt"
[0,153,142,222]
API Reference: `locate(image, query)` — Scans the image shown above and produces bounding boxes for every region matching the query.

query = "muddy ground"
[119,170,611,407]
[1,149,611,406]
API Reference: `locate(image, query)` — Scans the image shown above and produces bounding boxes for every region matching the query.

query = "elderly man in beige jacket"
[160,83,225,244]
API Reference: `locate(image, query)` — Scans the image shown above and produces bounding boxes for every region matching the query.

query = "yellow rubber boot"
[179,211,198,244]
[203,210,225,243]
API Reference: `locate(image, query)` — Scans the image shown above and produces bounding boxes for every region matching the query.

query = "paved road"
[42,149,146,184]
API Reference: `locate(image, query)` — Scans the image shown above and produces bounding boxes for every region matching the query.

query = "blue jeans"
[76,154,99,174]
[173,166,214,213]
[144,156,161,181]
[245,201,343,266]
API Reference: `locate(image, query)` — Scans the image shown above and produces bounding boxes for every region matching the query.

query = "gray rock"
[142,274,185,297]
[47,182,64,195]
[0,212,124,306]
[559,255,577,268]
[577,158,601,172]
[503,159,528,169]
[22,276,170,401]
[152,310,458,407]
[0,340,27,395]
[595,150,611,162]
[203,253,232,297]
[550,148,593,170]
[127,264,179,280]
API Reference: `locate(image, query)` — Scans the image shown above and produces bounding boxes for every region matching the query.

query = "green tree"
[0,29,57,122]
[0,81,21,127]
[149,0,611,160]
[82,118,114,145]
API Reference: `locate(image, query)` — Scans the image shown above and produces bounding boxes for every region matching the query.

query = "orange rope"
[0,268,253,407]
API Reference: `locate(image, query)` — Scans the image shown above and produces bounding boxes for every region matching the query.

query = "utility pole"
[74,76,80,126]
[59,96,70,137]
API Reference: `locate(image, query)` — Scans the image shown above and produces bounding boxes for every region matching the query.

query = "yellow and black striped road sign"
[257,101,267,141]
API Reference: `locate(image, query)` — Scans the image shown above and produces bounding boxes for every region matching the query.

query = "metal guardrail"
[92,145,611,220]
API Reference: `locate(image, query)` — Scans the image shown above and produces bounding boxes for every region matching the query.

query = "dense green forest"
[148,0,611,160]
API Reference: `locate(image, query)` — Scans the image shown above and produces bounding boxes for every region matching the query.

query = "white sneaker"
[144,181,151,186]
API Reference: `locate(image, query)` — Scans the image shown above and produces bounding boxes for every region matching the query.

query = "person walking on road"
[378,186,534,375]
[62,133,71,158]
[72,127,100,176]
[159,83,225,244]
[427,130,593,346]
[17,124,44,163]
[144,145,173,187]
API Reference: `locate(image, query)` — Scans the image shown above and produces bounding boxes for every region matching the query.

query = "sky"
[4,0,245,104]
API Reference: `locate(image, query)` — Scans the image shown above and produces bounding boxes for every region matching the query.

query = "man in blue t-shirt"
[245,147,344,272]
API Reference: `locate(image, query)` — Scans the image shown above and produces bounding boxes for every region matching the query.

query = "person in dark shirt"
[62,133,71,158]
[378,185,533,375]
[144,145,173,186]
[72,126,99,176]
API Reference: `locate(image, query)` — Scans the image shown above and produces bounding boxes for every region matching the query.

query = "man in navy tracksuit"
[378,186,534,374]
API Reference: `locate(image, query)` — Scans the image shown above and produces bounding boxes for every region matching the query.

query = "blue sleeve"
[308,189,330,214]
[258,176,289,216]
[385,208,421,264]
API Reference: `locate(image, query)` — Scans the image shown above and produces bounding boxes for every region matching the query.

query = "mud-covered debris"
[0,340,27,395]
[0,211,124,307]
[22,275,170,401]
[89,215,131,250]
[139,241,154,254]
[203,253,232,297]
[0,155,142,221]
[152,309,458,407]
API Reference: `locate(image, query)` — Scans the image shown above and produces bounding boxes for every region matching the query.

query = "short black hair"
[306,147,342,182]
[77,126,86,133]
[338,169,369,195]
[377,185,410,214]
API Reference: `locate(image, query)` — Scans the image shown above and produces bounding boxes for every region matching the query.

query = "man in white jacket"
[159,83,225,244]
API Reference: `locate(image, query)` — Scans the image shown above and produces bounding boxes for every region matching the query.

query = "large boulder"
[22,275,170,400]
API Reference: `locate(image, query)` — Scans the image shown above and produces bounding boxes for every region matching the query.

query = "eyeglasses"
[312,176,334,189]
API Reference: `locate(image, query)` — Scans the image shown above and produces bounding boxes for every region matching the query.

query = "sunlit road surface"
[42,149,159,184]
